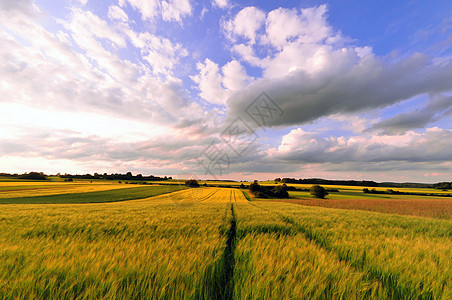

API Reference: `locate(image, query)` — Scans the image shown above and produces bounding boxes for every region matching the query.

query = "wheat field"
[0,184,450,299]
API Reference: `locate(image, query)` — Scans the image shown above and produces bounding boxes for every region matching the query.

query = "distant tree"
[310,185,328,199]
[19,172,47,180]
[363,188,369,193]
[185,179,200,187]
[65,178,73,182]
[249,180,260,194]
[272,185,289,198]
[239,183,245,189]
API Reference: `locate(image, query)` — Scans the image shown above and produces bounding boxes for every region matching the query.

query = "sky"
[1,0,452,182]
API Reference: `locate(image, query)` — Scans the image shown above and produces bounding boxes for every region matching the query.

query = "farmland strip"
[0,185,186,204]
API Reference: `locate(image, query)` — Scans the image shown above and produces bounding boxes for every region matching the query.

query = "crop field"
[0,183,186,204]
[282,186,452,219]
[0,183,450,299]
[0,182,147,199]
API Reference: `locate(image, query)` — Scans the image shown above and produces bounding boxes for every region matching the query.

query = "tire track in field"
[194,188,220,203]
[278,214,413,299]
[230,189,237,203]
[247,201,413,299]
[214,189,239,299]
[201,199,237,300]
[221,202,236,300]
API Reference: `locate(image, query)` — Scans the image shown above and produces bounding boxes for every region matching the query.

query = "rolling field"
[283,187,452,219]
[0,183,450,299]
[0,188,243,298]
[0,182,149,199]
[0,184,186,204]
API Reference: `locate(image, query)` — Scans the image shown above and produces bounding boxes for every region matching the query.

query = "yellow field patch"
[0,183,141,199]
[127,187,247,205]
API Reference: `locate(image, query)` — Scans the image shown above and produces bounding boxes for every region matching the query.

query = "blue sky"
[1,0,452,182]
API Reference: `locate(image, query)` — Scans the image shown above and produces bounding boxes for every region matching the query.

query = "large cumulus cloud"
[221,5,452,129]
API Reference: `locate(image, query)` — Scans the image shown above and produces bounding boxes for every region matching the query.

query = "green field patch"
[0,185,186,204]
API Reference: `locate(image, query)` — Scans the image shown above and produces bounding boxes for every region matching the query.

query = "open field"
[0,185,186,204]
[281,187,452,219]
[273,197,452,219]
[0,188,243,298]
[0,182,144,199]
[0,183,450,298]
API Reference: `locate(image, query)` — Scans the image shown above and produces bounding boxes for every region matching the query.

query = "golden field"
[0,183,450,299]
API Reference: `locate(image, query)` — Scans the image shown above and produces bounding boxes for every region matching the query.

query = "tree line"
[0,172,171,181]
[275,178,436,189]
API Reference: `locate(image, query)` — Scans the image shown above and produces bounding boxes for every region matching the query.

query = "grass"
[0,182,450,299]
[0,185,186,204]
[241,190,251,201]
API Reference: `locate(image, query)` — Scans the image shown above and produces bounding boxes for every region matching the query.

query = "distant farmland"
[0,181,450,298]
[277,185,452,219]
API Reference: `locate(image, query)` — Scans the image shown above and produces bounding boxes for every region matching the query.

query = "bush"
[310,185,328,199]
[249,180,261,194]
[253,191,269,198]
[185,179,200,187]
[249,180,289,198]
[272,185,289,198]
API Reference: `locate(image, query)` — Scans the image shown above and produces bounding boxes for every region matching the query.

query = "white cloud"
[108,5,128,22]
[222,5,353,83]
[0,0,42,16]
[120,0,159,21]
[222,60,250,90]
[0,3,199,128]
[75,0,88,6]
[126,31,187,77]
[223,6,266,44]
[228,52,452,129]
[224,5,452,130]
[191,58,227,105]
[191,59,251,105]
[120,0,192,23]
[271,127,452,164]
[161,0,192,23]
[263,6,333,50]
[212,0,228,9]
